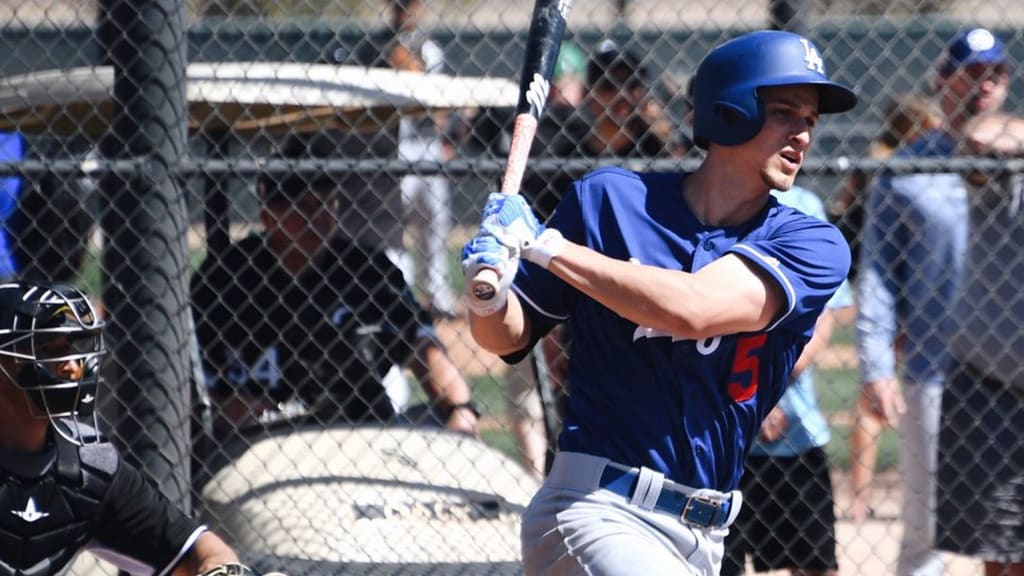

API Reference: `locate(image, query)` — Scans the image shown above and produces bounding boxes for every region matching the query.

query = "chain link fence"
[0,1,1021,574]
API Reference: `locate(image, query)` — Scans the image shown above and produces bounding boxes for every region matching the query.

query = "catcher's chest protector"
[0,435,116,576]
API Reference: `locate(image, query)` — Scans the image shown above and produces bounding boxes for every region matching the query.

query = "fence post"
[96,0,192,509]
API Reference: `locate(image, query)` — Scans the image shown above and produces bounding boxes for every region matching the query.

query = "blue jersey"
[508,167,850,492]
[748,186,853,458]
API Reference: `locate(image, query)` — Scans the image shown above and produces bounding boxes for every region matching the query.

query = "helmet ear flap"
[706,99,763,147]
[715,101,751,126]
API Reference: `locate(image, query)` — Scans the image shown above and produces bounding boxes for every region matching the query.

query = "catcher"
[0,280,263,576]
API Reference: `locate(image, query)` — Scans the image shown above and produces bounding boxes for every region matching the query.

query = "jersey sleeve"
[90,462,205,576]
[772,187,853,313]
[504,180,587,363]
[729,211,851,336]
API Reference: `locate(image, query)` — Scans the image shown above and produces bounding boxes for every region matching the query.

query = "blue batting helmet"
[692,30,857,148]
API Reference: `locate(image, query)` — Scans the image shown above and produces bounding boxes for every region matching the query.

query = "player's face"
[742,85,819,191]
[940,62,1009,120]
[35,333,90,382]
[268,188,340,260]
[589,67,645,128]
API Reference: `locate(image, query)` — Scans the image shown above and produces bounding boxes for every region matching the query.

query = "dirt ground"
[804,470,983,576]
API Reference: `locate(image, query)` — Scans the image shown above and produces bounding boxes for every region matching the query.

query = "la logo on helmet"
[799,38,825,75]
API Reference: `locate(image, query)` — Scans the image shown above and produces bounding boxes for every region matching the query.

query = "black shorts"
[936,361,1024,563]
[721,446,838,575]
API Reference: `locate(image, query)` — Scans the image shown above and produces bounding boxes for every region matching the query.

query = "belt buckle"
[681,495,720,528]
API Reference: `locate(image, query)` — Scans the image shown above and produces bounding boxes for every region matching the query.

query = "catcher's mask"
[0,282,105,445]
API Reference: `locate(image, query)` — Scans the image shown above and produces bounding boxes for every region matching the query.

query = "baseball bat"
[468,0,574,305]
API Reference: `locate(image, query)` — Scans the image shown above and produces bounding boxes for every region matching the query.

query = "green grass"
[481,428,519,459]
[817,366,900,472]
[448,247,465,294]
[406,371,521,459]
[826,424,900,472]
[830,321,856,347]
[816,366,860,414]
[74,249,102,296]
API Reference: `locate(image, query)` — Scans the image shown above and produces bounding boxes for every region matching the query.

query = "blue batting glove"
[461,234,517,316]
[480,193,566,268]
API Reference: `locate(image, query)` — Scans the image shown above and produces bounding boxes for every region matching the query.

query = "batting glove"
[461,234,517,316]
[480,193,566,269]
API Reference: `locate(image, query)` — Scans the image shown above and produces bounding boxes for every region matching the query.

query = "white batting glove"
[480,193,566,268]
[461,234,518,316]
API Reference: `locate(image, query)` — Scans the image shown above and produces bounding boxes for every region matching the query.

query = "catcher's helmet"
[0,282,104,444]
[692,30,857,148]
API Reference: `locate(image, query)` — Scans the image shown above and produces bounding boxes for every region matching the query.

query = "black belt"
[598,466,734,528]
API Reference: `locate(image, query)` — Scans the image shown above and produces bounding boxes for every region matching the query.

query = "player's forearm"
[854,269,899,382]
[963,112,1024,157]
[792,309,835,379]
[547,243,777,339]
[414,343,472,406]
[468,291,533,356]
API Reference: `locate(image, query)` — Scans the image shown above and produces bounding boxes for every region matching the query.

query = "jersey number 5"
[727,334,767,402]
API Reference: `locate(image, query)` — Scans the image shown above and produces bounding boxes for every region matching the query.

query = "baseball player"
[191,132,478,441]
[461,30,855,575]
[0,281,258,576]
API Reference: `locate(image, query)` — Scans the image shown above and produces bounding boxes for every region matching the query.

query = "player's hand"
[480,193,566,268]
[962,112,1024,156]
[861,378,905,429]
[461,234,517,316]
[445,403,481,438]
[758,406,788,443]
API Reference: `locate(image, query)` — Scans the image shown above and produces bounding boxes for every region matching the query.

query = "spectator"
[523,39,678,220]
[827,93,943,282]
[933,30,1024,576]
[722,185,851,576]
[303,1,453,410]
[461,30,855,575]
[551,41,587,109]
[384,0,459,320]
[324,0,457,320]
[0,280,254,576]
[854,28,1010,576]
[191,132,479,444]
[584,40,676,159]
[843,93,943,522]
